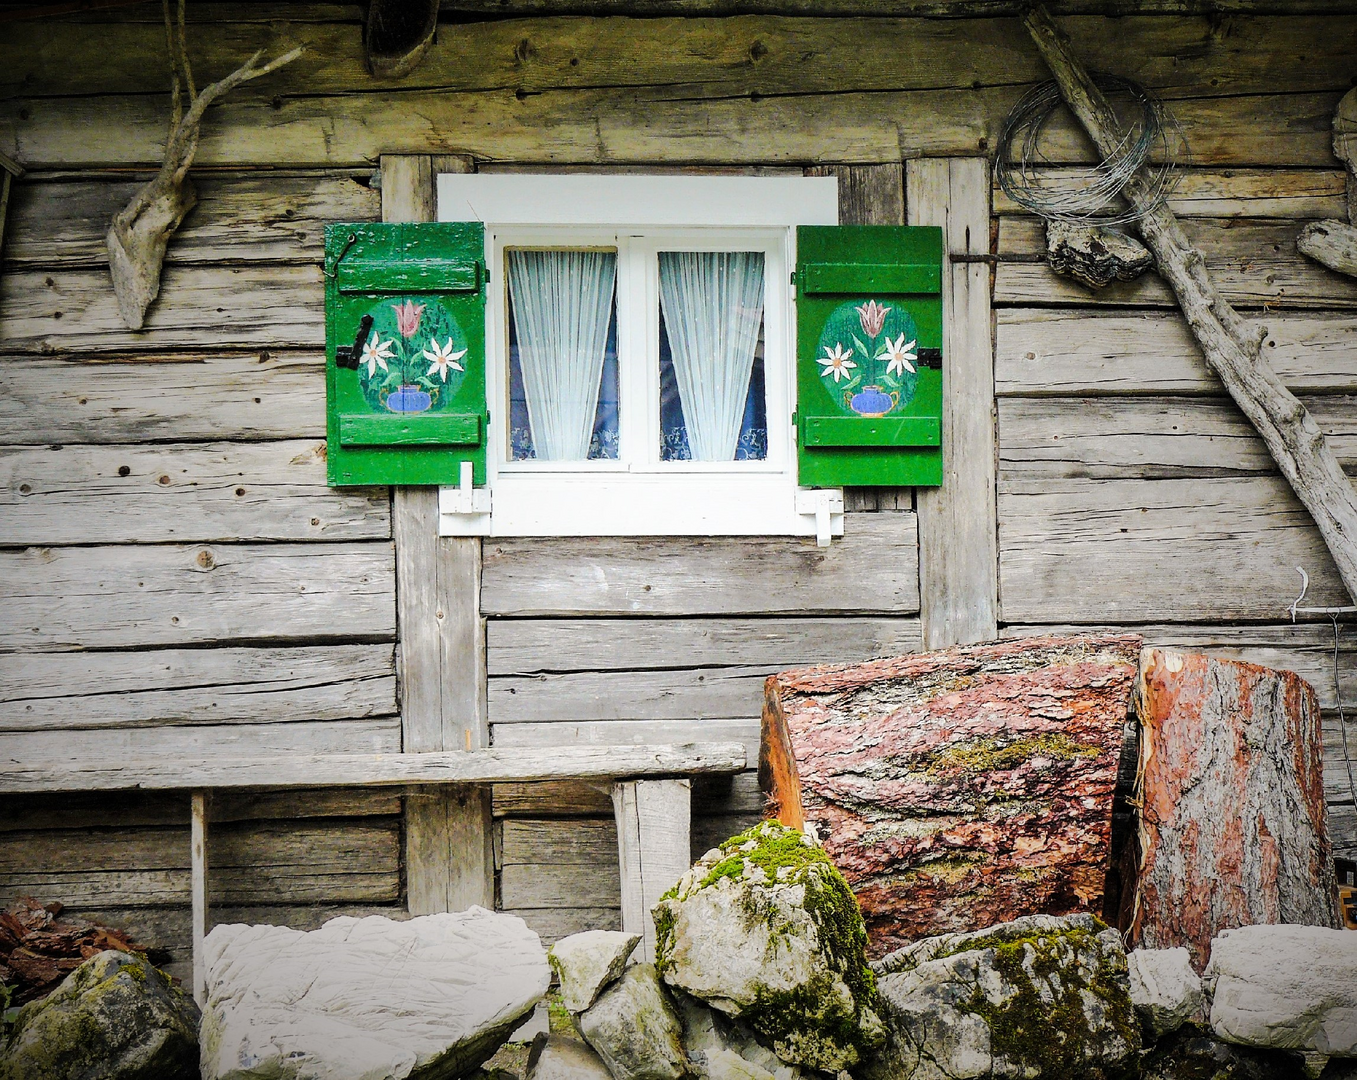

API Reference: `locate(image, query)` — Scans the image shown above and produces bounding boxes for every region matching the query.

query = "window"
[437,174,839,537]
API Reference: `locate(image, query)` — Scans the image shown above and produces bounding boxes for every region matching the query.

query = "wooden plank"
[910,157,998,647]
[501,861,621,909]
[502,907,621,946]
[1323,715,1357,806]
[493,771,764,817]
[0,719,402,762]
[4,172,378,268]
[998,476,1351,623]
[1331,803,1357,861]
[500,819,618,865]
[0,351,326,444]
[0,541,395,650]
[994,168,1349,219]
[486,616,922,674]
[995,216,1357,308]
[613,779,690,956]
[0,644,397,733]
[490,667,774,724]
[190,791,206,1006]
[0,265,324,355]
[0,441,389,545]
[995,310,1357,397]
[491,720,760,758]
[998,396,1357,480]
[482,512,919,616]
[692,812,763,856]
[435,2,1357,17]
[0,744,749,795]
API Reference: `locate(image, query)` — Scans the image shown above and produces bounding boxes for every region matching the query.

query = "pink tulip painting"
[392,299,426,338]
[855,299,890,338]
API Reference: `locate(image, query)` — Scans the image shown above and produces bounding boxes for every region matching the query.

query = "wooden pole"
[1023,5,1357,607]
[190,790,207,1007]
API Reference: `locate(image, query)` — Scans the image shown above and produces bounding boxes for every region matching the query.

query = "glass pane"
[657,251,766,462]
[507,249,619,462]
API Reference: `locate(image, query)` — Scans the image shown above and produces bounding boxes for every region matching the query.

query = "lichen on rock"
[653,820,883,1074]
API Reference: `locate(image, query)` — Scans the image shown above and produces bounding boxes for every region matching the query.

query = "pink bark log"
[1132,648,1339,969]
[761,634,1141,958]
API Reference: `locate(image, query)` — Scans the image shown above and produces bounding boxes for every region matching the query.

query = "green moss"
[927,732,1101,776]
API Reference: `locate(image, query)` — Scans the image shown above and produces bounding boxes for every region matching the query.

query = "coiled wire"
[995,74,1187,227]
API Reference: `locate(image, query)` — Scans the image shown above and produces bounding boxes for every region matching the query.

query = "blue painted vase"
[386,385,432,413]
[849,385,898,418]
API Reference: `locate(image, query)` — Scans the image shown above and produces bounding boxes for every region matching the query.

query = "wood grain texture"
[762,634,1141,957]
[613,779,690,954]
[0,352,326,444]
[0,441,389,544]
[490,719,760,756]
[482,513,919,616]
[995,310,1357,396]
[1298,218,1357,278]
[910,157,998,647]
[501,861,621,909]
[491,667,776,725]
[0,542,395,650]
[438,2,1357,16]
[0,645,397,733]
[1133,648,1339,968]
[999,477,1351,623]
[493,772,764,818]
[502,907,622,945]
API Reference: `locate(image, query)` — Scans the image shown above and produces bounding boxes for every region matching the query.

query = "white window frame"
[436,174,841,538]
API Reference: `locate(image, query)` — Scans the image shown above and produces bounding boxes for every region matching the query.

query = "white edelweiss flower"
[361,336,395,377]
[817,342,857,383]
[880,333,917,377]
[422,338,468,382]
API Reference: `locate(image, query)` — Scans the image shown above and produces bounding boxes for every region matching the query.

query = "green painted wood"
[795,225,944,487]
[325,222,487,487]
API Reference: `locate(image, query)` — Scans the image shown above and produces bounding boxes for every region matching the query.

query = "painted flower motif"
[423,337,468,382]
[880,333,918,377]
[855,299,890,338]
[392,300,426,338]
[818,342,857,383]
[361,336,395,377]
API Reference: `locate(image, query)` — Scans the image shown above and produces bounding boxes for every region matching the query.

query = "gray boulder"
[578,964,687,1080]
[201,908,550,1080]
[674,991,802,1080]
[1128,948,1204,1040]
[1205,924,1357,1065]
[1141,1025,1310,1080]
[863,913,1139,1080]
[653,821,883,1074]
[526,1033,615,1080]
[550,930,641,1013]
[0,949,199,1080]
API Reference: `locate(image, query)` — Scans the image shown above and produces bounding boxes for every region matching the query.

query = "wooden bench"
[1,743,747,1002]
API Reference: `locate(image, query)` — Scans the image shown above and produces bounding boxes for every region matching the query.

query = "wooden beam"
[0,744,749,795]
[366,0,439,79]
[1298,219,1357,279]
[190,790,207,1007]
[1024,5,1357,609]
[613,779,691,959]
[436,0,1357,14]
[909,158,999,648]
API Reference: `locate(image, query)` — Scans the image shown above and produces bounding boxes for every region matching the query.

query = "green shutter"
[795,225,944,488]
[325,222,488,487]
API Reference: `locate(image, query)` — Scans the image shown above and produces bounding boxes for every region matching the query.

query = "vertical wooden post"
[908,158,999,648]
[613,779,691,960]
[383,153,494,915]
[190,790,207,1007]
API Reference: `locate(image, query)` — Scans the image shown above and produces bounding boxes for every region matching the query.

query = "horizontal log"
[486,616,922,674]
[490,667,772,724]
[0,743,749,794]
[0,541,395,650]
[0,265,323,355]
[500,860,620,909]
[995,310,1357,396]
[1298,218,1357,278]
[502,907,621,946]
[482,513,919,616]
[998,395,1357,480]
[995,217,1357,309]
[0,719,402,762]
[0,645,397,733]
[492,770,764,817]
[0,441,389,545]
[491,720,760,754]
[438,2,1357,16]
[4,172,377,268]
[1323,715,1357,805]
[998,476,1351,623]
[692,812,763,855]
[8,16,1354,102]
[1331,802,1357,860]
[500,819,617,865]
[994,167,1350,219]
[0,352,326,444]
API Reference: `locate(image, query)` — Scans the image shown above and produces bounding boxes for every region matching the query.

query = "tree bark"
[1024,6,1357,608]
[761,634,1141,958]
[1131,648,1339,970]
[1298,219,1357,279]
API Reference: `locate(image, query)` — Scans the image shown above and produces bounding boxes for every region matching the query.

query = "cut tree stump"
[1131,648,1340,970]
[761,634,1141,957]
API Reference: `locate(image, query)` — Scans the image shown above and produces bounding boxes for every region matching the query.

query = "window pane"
[657,251,766,462]
[507,249,619,461]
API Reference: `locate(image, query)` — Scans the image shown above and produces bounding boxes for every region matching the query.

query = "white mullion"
[615,236,648,469]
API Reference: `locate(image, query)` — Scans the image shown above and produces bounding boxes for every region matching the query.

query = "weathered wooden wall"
[0,2,1353,970]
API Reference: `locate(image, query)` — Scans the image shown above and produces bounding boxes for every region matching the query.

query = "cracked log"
[1131,648,1340,971]
[761,634,1141,958]
[1298,218,1357,279]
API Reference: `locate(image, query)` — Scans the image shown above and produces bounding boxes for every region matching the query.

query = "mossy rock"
[0,949,199,1080]
[653,820,883,1073]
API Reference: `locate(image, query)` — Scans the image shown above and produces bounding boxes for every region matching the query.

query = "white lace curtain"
[507,249,617,461]
[658,251,765,462]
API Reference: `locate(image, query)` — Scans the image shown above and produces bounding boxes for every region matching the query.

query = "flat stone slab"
[201,908,550,1080]
[550,930,640,1013]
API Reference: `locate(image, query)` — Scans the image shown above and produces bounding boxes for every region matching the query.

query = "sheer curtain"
[508,249,617,460]
[658,251,765,462]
